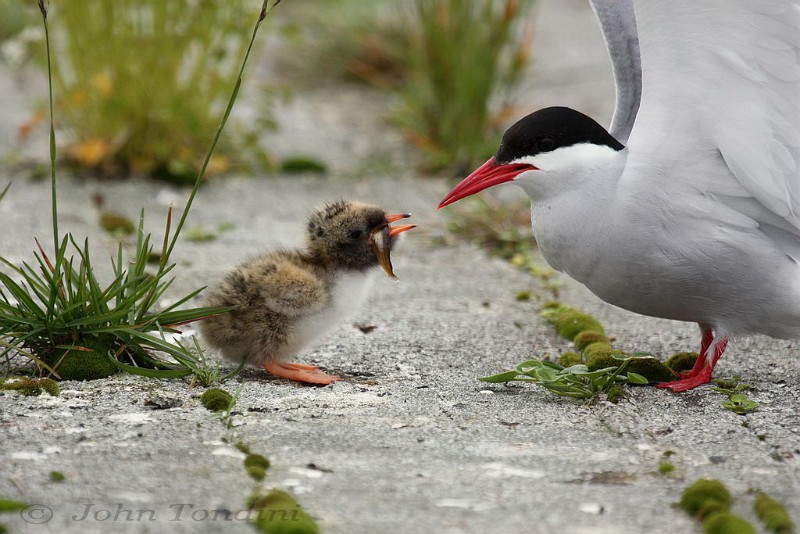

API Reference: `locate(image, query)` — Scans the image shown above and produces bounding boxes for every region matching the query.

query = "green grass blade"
[0,182,10,202]
[164,0,274,261]
[0,273,46,320]
[36,0,59,254]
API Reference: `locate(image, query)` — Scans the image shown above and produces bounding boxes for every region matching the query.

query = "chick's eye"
[348,229,364,240]
[537,137,555,152]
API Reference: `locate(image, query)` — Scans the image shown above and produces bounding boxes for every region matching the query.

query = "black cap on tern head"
[495,106,624,164]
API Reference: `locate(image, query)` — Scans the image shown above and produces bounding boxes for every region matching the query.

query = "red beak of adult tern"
[437,158,536,208]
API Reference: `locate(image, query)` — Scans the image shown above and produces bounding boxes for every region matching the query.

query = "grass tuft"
[395,0,535,172]
[0,0,274,382]
[23,0,277,181]
[280,0,533,173]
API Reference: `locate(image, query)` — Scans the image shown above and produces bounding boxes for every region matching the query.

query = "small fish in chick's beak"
[371,213,415,279]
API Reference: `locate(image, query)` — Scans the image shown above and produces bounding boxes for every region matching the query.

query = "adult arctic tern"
[439,0,800,391]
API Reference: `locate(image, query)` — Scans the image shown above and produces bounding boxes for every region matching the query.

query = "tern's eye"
[537,137,555,152]
[348,229,364,240]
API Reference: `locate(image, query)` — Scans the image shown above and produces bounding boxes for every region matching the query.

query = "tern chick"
[200,200,414,385]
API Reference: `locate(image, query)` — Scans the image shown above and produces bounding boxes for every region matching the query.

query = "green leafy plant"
[479,302,689,399]
[721,394,759,415]
[713,377,759,415]
[479,356,649,400]
[27,0,275,181]
[0,0,273,381]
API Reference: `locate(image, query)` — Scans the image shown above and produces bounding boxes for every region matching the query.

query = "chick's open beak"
[385,212,411,223]
[371,214,415,279]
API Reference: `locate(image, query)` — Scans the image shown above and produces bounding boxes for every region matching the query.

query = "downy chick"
[200,200,414,384]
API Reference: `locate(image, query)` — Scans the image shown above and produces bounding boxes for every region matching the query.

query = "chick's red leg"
[264,361,341,385]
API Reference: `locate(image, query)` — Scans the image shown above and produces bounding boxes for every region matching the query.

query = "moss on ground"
[679,479,732,521]
[0,377,60,396]
[200,388,233,412]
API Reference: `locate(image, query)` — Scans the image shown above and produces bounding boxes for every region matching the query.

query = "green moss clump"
[39,378,60,396]
[49,471,66,482]
[558,352,582,368]
[658,461,675,474]
[585,345,618,371]
[280,157,327,174]
[606,385,626,404]
[515,290,532,301]
[244,454,271,471]
[703,512,757,534]
[235,441,251,454]
[41,335,120,381]
[679,479,732,520]
[250,490,320,534]
[99,212,136,236]
[540,302,570,323]
[247,466,266,481]
[586,354,618,372]
[555,311,605,340]
[200,388,233,412]
[753,492,794,534]
[50,349,118,380]
[0,377,60,396]
[666,352,699,373]
[626,358,678,383]
[583,342,615,359]
[583,341,619,360]
[542,300,562,310]
[573,331,609,351]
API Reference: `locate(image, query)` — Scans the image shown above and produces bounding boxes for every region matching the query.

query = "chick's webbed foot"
[264,361,341,385]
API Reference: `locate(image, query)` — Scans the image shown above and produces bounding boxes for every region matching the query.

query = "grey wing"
[588,0,641,144]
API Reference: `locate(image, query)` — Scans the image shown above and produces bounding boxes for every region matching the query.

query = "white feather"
[516,0,800,338]
[280,271,375,360]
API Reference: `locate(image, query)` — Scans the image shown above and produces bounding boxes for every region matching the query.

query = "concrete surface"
[1,1,799,533]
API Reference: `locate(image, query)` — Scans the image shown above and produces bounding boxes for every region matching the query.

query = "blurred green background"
[0,0,535,182]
